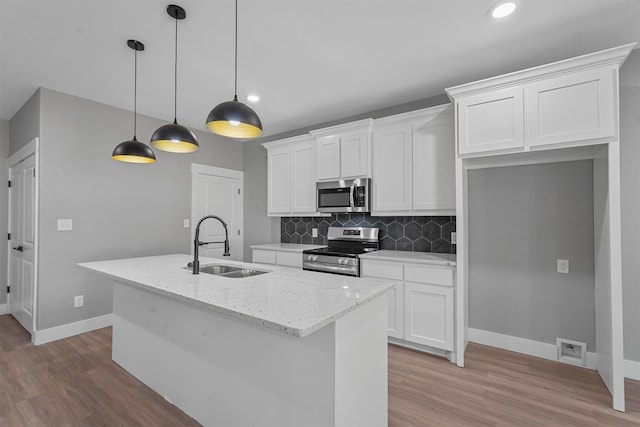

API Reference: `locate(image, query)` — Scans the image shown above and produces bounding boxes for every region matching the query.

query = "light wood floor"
[1,315,638,426]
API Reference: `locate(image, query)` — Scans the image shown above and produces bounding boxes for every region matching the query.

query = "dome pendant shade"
[150,121,199,153]
[112,137,157,163]
[206,96,263,139]
[150,4,199,153]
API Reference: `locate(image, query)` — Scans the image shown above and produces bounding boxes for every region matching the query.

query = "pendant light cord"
[174,12,178,123]
[133,44,138,140]
[234,0,238,99]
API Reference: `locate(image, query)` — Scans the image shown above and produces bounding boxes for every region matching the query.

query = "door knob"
[12,245,23,252]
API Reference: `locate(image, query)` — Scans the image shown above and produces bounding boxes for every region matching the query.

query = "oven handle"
[303,261,358,276]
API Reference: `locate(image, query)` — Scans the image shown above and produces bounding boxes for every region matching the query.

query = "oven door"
[303,253,359,276]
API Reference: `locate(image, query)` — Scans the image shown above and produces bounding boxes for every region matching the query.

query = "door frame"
[191,164,244,261]
[7,137,40,336]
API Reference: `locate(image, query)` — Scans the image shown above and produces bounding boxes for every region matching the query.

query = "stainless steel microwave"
[316,178,371,213]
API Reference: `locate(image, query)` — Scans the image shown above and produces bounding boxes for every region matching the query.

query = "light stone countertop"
[78,254,393,338]
[250,243,325,253]
[359,250,457,266]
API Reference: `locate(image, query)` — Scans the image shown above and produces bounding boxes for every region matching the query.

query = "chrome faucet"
[192,215,230,274]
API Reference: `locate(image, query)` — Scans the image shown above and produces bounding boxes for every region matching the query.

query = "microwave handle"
[349,185,355,208]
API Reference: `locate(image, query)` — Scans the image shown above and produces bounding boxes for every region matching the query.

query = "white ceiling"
[1,0,639,138]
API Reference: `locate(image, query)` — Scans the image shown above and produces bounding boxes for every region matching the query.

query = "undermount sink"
[186,264,269,278]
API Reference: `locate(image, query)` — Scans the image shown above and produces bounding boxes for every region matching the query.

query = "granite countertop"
[360,250,457,266]
[250,243,325,253]
[78,254,392,338]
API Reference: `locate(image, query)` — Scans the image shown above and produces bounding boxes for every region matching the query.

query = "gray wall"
[468,161,596,350]
[242,140,280,259]
[620,49,640,362]
[9,88,41,156]
[0,119,9,306]
[18,88,242,330]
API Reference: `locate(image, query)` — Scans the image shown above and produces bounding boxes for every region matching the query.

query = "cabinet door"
[526,67,615,147]
[277,251,302,268]
[317,135,341,181]
[387,281,404,339]
[267,146,291,215]
[340,130,369,179]
[412,117,455,211]
[371,124,412,212]
[457,87,524,155]
[291,141,317,214]
[404,282,454,351]
[252,249,277,265]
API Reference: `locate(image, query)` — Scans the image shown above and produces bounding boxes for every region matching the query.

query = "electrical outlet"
[57,219,73,231]
[557,259,569,274]
[74,295,84,308]
[183,219,190,228]
[312,228,318,238]
[451,232,457,244]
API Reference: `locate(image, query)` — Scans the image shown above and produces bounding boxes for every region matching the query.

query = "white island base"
[112,282,388,427]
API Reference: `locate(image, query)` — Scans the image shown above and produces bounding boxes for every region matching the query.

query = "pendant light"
[205,0,263,139]
[150,5,199,153]
[113,40,157,164]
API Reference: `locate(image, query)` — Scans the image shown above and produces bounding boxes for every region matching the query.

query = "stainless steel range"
[303,227,379,277]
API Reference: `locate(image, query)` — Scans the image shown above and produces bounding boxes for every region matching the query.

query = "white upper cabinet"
[311,119,373,181]
[263,135,323,217]
[457,87,524,155]
[446,43,635,158]
[525,67,615,147]
[372,104,455,216]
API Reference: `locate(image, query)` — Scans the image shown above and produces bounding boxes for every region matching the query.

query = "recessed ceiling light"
[491,2,517,19]
[247,94,260,103]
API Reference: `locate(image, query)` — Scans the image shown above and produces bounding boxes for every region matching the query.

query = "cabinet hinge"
[237,229,241,236]
[7,180,11,188]
[6,286,9,294]
[33,169,36,178]
[237,188,241,195]
[7,233,10,240]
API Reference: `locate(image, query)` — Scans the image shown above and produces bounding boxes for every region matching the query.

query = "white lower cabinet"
[252,249,302,268]
[404,282,454,351]
[362,259,455,352]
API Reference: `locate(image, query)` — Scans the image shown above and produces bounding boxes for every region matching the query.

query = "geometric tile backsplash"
[281,213,456,254]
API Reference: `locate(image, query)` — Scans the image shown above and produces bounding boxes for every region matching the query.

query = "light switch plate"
[184,219,190,228]
[312,228,318,238]
[557,259,569,274]
[57,219,73,231]
[451,232,457,244]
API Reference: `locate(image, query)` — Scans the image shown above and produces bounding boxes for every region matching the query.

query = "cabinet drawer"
[252,249,277,265]
[361,260,404,280]
[277,251,302,268]
[404,265,453,287]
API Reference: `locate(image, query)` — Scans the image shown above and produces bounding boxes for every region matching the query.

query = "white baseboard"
[32,314,113,345]
[468,328,598,370]
[0,303,6,315]
[625,359,640,381]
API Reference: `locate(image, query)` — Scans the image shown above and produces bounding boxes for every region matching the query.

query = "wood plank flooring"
[1,314,638,426]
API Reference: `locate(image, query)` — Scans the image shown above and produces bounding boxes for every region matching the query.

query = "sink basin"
[187,264,269,278]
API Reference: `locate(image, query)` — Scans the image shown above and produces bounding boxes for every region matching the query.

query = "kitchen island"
[78,254,393,427]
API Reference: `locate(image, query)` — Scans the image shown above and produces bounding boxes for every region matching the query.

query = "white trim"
[388,337,457,364]
[468,328,598,370]
[625,359,640,381]
[190,163,243,180]
[32,314,113,345]
[8,137,39,166]
[0,303,6,315]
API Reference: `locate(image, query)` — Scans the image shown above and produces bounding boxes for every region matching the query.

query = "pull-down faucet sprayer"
[192,215,230,274]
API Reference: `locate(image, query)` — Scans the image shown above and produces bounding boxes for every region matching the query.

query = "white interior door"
[8,153,36,334]
[191,165,243,262]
